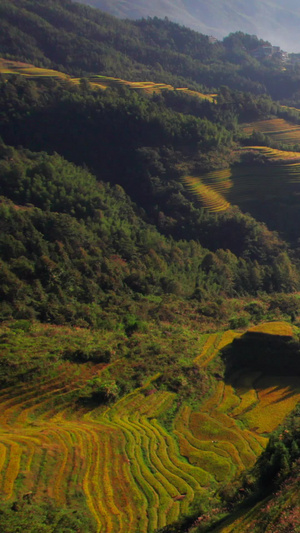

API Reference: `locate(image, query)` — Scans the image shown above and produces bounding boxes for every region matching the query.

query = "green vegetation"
[0,500,93,533]
[3,1,300,100]
[2,1,300,532]
[193,402,300,533]
[1,321,300,533]
[242,118,300,147]
[181,145,300,246]
[81,0,300,55]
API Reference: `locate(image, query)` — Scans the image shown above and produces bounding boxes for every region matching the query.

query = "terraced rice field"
[0,58,215,100]
[228,148,300,224]
[175,324,300,498]
[183,174,232,212]
[248,321,294,336]
[183,146,300,216]
[239,145,300,162]
[0,322,299,532]
[87,75,175,94]
[88,76,216,99]
[0,375,205,532]
[0,58,70,80]
[175,88,217,102]
[242,118,300,147]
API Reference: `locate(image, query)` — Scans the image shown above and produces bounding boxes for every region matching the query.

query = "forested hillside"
[77,0,300,53]
[2,0,300,99]
[2,1,300,532]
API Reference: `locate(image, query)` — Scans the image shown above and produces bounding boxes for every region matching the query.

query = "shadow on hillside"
[221,331,300,385]
[227,164,300,244]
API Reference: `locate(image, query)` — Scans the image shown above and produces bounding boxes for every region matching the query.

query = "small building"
[251,44,288,61]
[251,44,274,59]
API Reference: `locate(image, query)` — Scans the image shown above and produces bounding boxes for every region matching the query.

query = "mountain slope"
[5,0,300,100]
[3,2,300,532]
[77,0,300,52]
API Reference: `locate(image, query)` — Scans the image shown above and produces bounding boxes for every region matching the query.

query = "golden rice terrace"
[242,118,300,146]
[183,146,300,244]
[0,58,215,100]
[0,321,299,532]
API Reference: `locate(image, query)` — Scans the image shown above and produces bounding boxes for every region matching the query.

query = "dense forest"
[2,0,300,100]
[1,75,300,326]
[77,0,300,54]
[2,1,300,532]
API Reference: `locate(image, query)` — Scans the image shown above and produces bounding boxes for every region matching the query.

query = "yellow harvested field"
[0,58,218,101]
[0,322,299,531]
[194,333,220,365]
[0,374,214,533]
[241,375,300,434]
[176,368,300,484]
[194,330,242,368]
[0,59,69,79]
[242,118,300,146]
[231,385,259,418]
[182,169,233,212]
[183,175,231,212]
[218,383,241,413]
[174,324,300,491]
[239,145,300,162]
[248,321,294,336]
[183,144,300,213]
[89,76,175,94]
[175,88,216,102]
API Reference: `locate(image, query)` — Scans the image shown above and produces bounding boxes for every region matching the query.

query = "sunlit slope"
[183,147,300,241]
[0,369,202,532]
[0,58,215,100]
[242,118,300,147]
[183,172,232,212]
[175,323,300,493]
[90,76,216,100]
[184,147,300,212]
[1,322,300,532]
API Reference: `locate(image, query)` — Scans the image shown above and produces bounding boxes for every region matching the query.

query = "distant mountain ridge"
[76,0,300,52]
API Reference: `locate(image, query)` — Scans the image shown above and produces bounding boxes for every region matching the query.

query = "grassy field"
[0,321,299,532]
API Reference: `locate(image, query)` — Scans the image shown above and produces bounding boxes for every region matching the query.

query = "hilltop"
[2,0,300,100]
[77,0,300,53]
